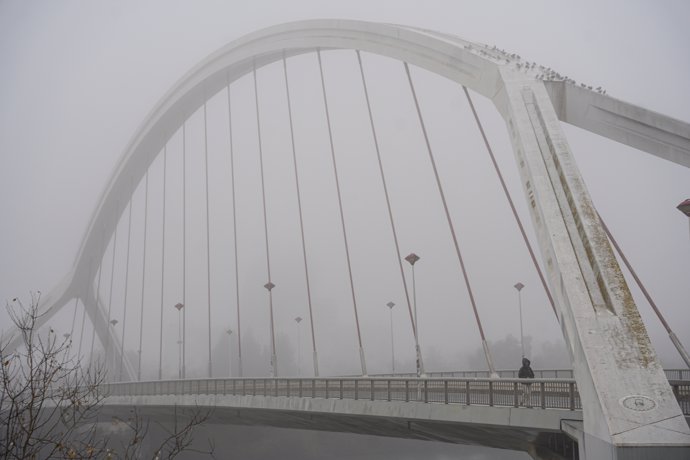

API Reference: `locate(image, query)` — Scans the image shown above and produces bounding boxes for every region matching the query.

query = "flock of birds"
[465,42,608,95]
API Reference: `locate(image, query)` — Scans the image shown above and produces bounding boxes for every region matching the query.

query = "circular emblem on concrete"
[620,395,656,412]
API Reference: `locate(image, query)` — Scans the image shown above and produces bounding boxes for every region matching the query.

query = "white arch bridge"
[14,20,690,460]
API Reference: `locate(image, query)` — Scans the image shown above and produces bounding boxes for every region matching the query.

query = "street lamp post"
[174,303,184,379]
[264,282,278,377]
[294,317,303,377]
[387,302,395,374]
[404,253,425,379]
[109,320,118,380]
[226,328,233,377]
[514,282,525,359]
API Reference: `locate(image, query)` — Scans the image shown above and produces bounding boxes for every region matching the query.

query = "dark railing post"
[370,380,374,401]
[514,381,519,407]
[540,382,546,409]
[488,381,494,407]
[355,380,359,400]
[312,379,315,398]
[405,380,409,402]
[287,379,291,397]
[424,380,429,403]
[339,380,343,400]
[325,380,329,399]
[569,382,575,410]
[444,380,448,404]
[465,380,470,405]
[298,379,303,398]
[388,380,392,402]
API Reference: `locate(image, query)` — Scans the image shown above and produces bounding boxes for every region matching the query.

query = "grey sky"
[1,1,689,458]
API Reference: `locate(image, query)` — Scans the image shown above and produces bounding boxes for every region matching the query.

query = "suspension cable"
[226,74,243,377]
[356,50,425,376]
[119,195,134,381]
[404,62,497,376]
[182,122,187,379]
[90,229,105,365]
[462,86,557,316]
[283,51,320,377]
[598,212,690,368]
[137,170,149,381]
[203,100,213,378]
[158,145,167,380]
[104,204,119,366]
[77,258,93,360]
[253,61,278,377]
[317,49,368,376]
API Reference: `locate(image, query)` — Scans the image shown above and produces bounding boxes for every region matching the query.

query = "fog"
[1,1,689,459]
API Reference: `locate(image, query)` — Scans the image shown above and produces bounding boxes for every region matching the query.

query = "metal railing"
[665,369,690,381]
[370,369,575,379]
[104,377,582,411]
[670,380,690,416]
[368,369,690,381]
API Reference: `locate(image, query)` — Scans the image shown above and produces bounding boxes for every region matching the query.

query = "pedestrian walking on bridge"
[518,357,534,406]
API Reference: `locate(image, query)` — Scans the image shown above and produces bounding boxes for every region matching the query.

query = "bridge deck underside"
[102,394,580,456]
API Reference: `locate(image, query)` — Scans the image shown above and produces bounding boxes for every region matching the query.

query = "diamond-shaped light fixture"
[264,282,275,291]
[677,199,690,217]
[404,253,420,266]
[294,316,302,324]
[514,282,524,292]
[174,302,184,311]
[387,301,395,310]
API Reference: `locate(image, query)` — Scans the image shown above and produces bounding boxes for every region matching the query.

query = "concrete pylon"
[494,67,690,459]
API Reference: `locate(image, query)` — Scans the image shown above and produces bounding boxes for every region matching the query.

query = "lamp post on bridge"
[264,282,278,377]
[226,328,233,378]
[514,282,525,359]
[294,316,302,377]
[387,302,395,374]
[109,320,118,381]
[174,303,184,379]
[404,252,425,379]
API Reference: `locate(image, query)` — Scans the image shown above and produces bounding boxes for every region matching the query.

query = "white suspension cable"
[137,170,149,381]
[119,195,134,381]
[203,101,213,378]
[282,50,320,377]
[462,86,556,316]
[356,50,425,377]
[404,62,497,377]
[253,61,278,377]
[316,49,367,376]
[182,123,187,379]
[226,75,243,378]
[158,145,167,380]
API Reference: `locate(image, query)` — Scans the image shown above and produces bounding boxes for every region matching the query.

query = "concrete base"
[563,420,690,460]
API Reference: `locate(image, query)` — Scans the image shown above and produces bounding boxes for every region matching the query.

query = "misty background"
[1,1,689,459]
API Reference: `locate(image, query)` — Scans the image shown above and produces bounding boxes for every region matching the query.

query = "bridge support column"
[494,69,690,459]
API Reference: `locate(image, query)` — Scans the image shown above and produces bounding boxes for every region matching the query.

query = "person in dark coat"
[518,357,534,406]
